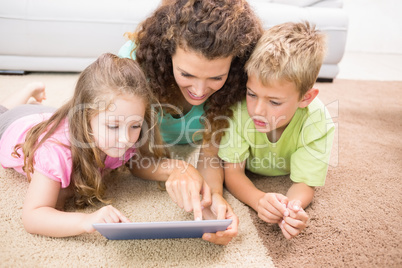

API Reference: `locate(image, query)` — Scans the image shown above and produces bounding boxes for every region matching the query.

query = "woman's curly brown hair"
[131,0,263,144]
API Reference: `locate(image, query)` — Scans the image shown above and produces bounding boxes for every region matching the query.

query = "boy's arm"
[280,182,313,239]
[223,160,265,211]
[288,105,335,208]
[286,182,315,209]
[224,160,289,224]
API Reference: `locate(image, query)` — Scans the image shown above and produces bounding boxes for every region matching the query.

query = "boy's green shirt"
[218,98,335,186]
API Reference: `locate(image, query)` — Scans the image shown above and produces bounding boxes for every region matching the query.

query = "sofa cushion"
[0,0,161,58]
[0,0,347,79]
[253,0,343,8]
[271,0,322,7]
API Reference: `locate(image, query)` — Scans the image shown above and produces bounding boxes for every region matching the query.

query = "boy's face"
[246,75,302,135]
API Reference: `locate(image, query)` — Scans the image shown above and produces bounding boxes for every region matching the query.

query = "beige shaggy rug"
[0,73,273,267]
[250,79,402,268]
[1,74,401,267]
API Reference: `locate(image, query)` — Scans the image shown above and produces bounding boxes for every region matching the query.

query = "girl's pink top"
[0,113,136,188]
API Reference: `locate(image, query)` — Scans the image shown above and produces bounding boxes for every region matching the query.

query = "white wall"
[343,0,402,54]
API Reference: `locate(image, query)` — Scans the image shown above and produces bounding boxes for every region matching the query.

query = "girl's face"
[90,94,146,158]
[171,47,232,106]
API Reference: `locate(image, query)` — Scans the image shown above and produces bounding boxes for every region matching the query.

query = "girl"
[0,53,196,237]
[119,0,263,245]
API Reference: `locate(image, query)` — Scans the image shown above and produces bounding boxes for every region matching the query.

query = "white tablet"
[93,219,232,240]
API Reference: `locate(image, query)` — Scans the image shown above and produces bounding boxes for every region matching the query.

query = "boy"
[218,22,335,239]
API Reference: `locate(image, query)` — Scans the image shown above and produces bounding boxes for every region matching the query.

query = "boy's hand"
[257,193,289,224]
[83,205,130,233]
[279,200,308,239]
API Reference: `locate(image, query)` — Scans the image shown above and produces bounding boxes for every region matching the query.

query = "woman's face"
[171,47,232,106]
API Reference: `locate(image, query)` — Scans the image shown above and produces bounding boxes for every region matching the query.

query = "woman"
[119,0,263,245]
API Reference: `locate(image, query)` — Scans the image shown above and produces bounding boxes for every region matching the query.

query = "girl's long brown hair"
[15,53,166,207]
[130,0,263,145]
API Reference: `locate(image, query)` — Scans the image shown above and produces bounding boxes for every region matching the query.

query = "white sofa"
[0,0,348,81]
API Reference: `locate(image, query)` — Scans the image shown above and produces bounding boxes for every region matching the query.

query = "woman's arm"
[128,156,210,221]
[22,171,129,237]
[196,144,239,245]
[197,144,224,195]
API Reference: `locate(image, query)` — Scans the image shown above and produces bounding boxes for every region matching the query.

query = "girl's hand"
[257,193,289,224]
[201,193,239,245]
[279,200,308,239]
[165,161,212,221]
[83,205,130,233]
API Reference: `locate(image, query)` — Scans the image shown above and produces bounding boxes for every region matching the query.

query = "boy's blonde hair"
[245,21,327,98]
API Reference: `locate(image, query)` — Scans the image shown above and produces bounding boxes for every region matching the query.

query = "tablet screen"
[93,219,232,240]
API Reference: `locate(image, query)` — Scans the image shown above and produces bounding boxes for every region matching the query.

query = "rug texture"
[0,74,273,267]
[0,74,401,267]
[250,79,402,268]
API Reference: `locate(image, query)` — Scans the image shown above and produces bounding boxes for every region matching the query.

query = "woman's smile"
[187,89,207,100]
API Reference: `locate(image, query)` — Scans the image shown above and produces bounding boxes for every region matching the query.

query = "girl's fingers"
[112,207,130,223]
[103,214,116,223]
[103,208,120,223]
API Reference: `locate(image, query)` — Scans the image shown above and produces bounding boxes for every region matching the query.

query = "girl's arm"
[22,171,129,237]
